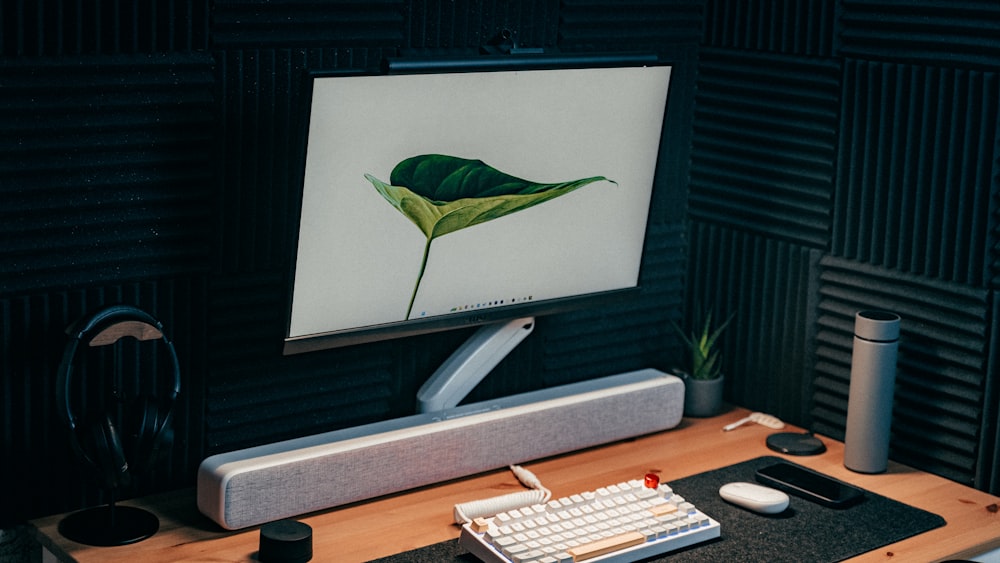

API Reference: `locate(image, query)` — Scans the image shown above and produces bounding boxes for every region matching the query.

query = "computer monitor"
[284,55,672,374]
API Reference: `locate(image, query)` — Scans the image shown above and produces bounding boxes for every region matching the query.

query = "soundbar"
[197,368,684,530]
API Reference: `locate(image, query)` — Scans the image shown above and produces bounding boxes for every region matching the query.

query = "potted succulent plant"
[672,308,733,417]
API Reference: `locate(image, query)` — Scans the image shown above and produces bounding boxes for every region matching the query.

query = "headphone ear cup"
[127,397,173,474]
[81,414,130,491]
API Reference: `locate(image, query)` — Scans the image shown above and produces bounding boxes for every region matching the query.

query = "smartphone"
[755,462,865,509]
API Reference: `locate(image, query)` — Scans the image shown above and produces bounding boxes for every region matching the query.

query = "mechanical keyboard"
[458,476,720,562]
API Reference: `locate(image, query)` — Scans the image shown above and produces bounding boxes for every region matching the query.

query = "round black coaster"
[766,431,827,456]
[58,505,159,546]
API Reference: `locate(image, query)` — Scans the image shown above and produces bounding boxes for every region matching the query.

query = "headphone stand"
[55,305,180,547]
[58,491,159,546]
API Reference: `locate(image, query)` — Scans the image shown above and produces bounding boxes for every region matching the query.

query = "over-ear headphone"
[55,305,181,491]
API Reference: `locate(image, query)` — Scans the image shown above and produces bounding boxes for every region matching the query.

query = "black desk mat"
[368,456,945,562]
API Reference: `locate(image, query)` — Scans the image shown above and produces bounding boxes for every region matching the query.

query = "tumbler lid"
[854,310,900,342]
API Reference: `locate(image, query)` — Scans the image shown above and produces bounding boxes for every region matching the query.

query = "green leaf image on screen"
[364,154,616,319]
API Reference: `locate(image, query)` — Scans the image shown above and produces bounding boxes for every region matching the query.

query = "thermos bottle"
[844,310,901,473]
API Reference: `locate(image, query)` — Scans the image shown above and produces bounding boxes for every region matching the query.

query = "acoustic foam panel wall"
[211,0,404,48]
[688,48,840,249]
[558,0,705,49]
[685,222,822,424]
[703,0,838,57]
[839,0,1000,68]
[0,1,210,57]
[0,55,216,296]
[833,60,998,287]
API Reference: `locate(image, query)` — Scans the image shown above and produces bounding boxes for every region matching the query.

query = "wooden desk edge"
[31,407,1000,562]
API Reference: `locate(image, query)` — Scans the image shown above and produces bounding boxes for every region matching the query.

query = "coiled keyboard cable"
[453,465,552,524]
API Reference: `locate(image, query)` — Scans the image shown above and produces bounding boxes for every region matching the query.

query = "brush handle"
[723,412,784,431]
[722,416,753,431]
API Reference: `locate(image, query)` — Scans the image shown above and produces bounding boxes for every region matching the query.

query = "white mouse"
[719,482,790,514]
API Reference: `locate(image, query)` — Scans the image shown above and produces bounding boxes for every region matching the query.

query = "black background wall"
[1,0,997,545]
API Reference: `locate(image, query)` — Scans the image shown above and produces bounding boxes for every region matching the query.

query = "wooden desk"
[33,407,1000,562]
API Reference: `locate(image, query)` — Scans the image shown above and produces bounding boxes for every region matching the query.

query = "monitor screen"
[285,57,672,354]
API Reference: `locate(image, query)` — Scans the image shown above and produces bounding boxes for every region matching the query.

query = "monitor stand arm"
[416,317,535,413]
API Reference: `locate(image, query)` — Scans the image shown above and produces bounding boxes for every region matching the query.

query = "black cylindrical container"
[844,310,901,473]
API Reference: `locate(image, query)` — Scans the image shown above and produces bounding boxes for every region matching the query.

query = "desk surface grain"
[32,407,1000,562]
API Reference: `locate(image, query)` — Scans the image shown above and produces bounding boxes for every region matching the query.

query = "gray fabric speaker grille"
[221,377,683,529]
